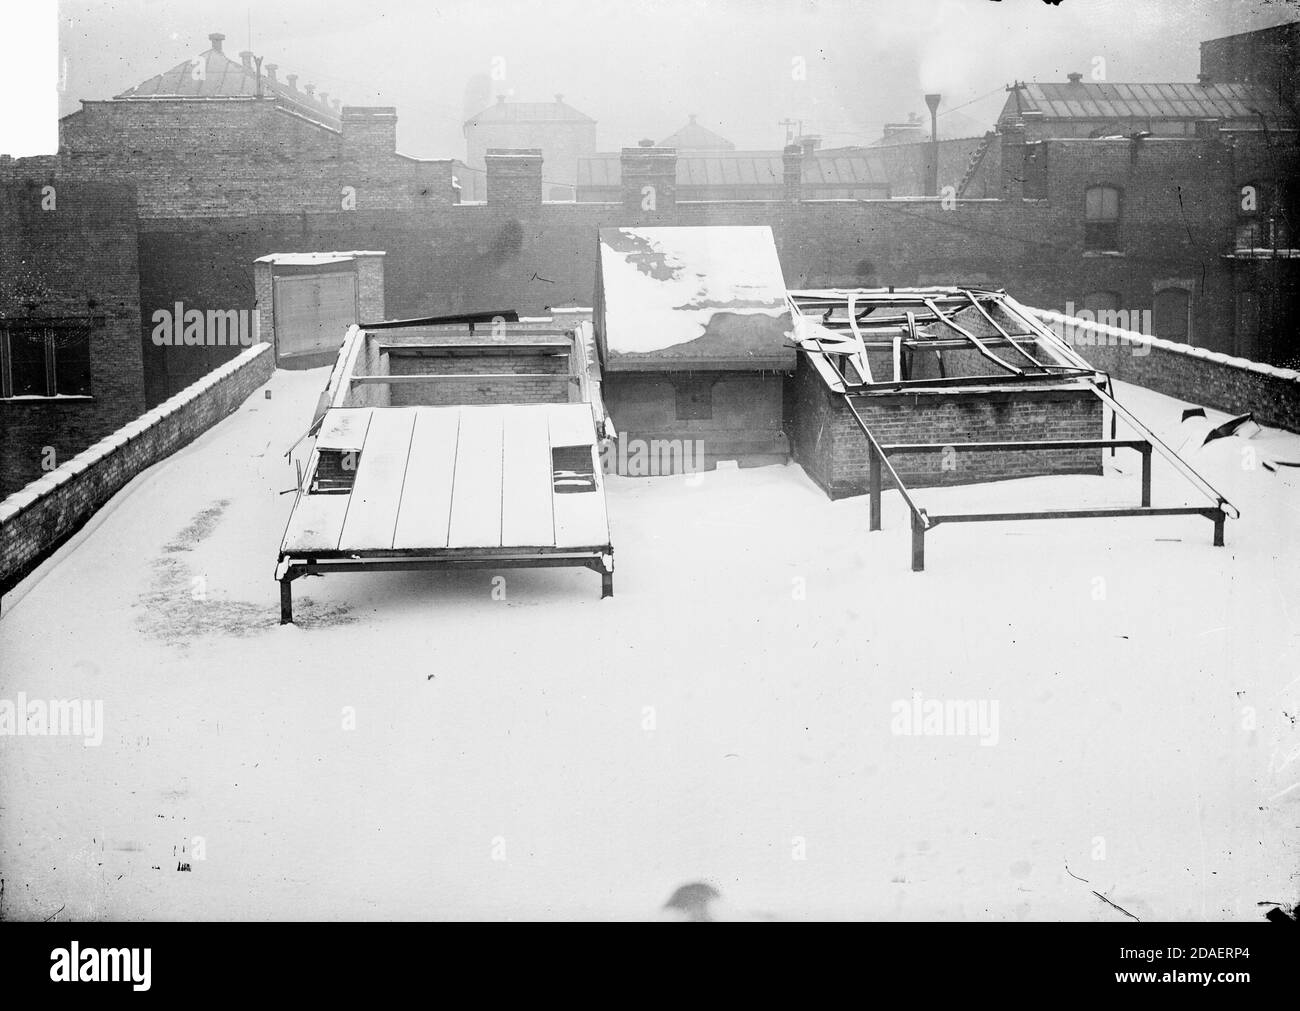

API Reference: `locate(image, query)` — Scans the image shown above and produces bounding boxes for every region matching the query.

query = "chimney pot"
[496,94,506,104]
[319,91,329,104]
[208,32,225,52]
[239,50,253,68]
[265,63,278,82]
[555,93,563,103]
[287,73,298,90]
[1067,72,1083,84]
[304,83,315,97]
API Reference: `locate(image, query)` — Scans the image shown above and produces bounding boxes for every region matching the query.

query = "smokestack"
[1067,72,1083,84]
[265,63,278,83]
[287,73,298,90]
[924,93,941,197]
[239,50,253,69]
[208,32,225,53]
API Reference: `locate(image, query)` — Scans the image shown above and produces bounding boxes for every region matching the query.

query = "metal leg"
[279,577,294,625]
[911,514,925,572]
[869,446,882,531]
[1213,510,1225,547]
[601,570,613,598]
[1140,446,1152,508]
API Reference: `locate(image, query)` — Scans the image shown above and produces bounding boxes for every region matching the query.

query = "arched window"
[1153,288,1191,343]
[1084,185,1122,251]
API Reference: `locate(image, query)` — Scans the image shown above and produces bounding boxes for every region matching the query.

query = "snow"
[1,368,1297,921]
[598,225,791,356]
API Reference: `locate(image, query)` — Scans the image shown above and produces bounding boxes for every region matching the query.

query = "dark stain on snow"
[137,503,355,646]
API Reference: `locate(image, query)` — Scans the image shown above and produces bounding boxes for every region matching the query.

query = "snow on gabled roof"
[115,32,341,129]
[596,225,795,372]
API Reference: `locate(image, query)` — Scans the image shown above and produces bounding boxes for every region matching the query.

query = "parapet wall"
[0,343,275,603]
[1031,308,1300,433]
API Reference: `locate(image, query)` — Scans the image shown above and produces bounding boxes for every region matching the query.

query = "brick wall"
[791,355,1104,499]
[1034,307,1300,433]
[0,180,144,497]
[386,351,569,406]
[0,343,275,601]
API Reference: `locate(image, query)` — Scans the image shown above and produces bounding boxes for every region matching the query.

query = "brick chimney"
[621,144,676,214]
[319,91,329,106]
[208,32,225,53]
[800,135,822,157]
[239,50,253,69]
[286,73,298,90]
[304,83,316,98]
[342,106,398,159]
[486,148,544,211]
[265,63,278,83]
[783,144,802,203]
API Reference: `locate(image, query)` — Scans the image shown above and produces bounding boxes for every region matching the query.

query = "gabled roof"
[659,115,735,150]
[115,32,341,128]
[596,225,794,371]
[1003,81,1290,124]
[465,96,595,126]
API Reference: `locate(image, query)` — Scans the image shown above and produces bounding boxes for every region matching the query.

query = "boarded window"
[552,445,596,494]
[1153,288,1191,343]
[1084,186,1121,251]
[311,450,359,494]
[674,378,713,420]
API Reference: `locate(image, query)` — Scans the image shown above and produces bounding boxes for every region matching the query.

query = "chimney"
[486,148,544,211]
[332,98,341,112]
[239,50,253,69]
[622,144,677,214]
[304,84,316,98]
[286,73,298,90]
[208,32,225,53]
[342,107,401,202]
[924,92,941,197]
[555,93,564,104]
[496,94,507,104]
[783,143,802,203]
[319,91,329,106]
[800,134,821,157]
[265,63,278,83]
[688,114,697,123]
[1067,72,1084,84]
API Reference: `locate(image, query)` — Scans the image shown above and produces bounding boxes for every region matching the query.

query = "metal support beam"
[1140,445,1152,508]
[1213,510,1225,547]
[279,576,294,625]
[869,446,882,531]
[911,512,925,572]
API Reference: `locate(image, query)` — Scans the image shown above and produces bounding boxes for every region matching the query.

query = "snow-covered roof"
[596,225,795,372]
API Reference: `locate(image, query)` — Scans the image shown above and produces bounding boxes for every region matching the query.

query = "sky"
[51,0,1300,158]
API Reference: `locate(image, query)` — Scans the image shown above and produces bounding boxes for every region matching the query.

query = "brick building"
[0,178,144,497]
[462,95,597,200]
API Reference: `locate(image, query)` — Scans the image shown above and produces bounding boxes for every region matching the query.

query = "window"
[674,378,713,421]
[310,450,358,494]
[1084,185,1121,251]
[552,445,596,494]
[1,322,93,398]
[1153,288,1191,343]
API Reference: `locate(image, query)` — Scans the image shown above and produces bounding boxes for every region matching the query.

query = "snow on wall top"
[597,226,795,371]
